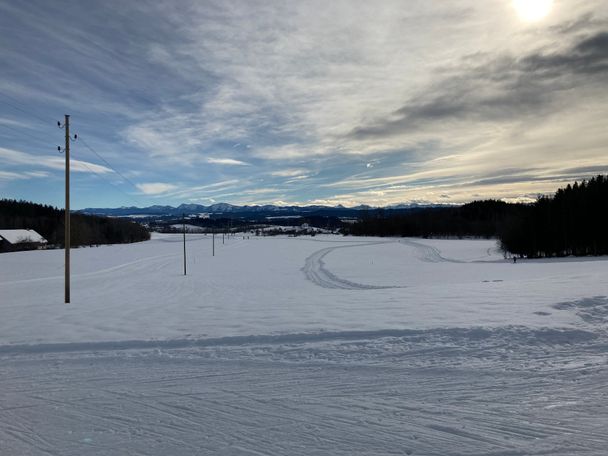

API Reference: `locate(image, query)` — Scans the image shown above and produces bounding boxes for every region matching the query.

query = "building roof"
[0,229,47,244]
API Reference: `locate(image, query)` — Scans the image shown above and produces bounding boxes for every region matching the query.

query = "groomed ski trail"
[303,241,406,289]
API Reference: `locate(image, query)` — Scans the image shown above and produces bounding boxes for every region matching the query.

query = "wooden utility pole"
[64,114,70,304]
[183,213,187,275]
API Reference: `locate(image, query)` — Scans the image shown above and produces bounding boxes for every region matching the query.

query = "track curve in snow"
[398,238,464,263]
[303,242,405,289]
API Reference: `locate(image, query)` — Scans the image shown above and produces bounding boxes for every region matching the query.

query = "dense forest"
[499,175,608,257]
[345,200,520,239]
[0,199,150,248]
[346,175,608,258]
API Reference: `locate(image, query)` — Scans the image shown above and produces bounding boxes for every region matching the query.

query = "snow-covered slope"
[1,235,607,455]
[1,234,604,344]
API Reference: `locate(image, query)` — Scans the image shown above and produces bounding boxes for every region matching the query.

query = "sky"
[0,0,607,209]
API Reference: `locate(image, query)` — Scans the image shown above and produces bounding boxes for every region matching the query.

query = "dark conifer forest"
[346,175,608,258]
[346,200,519,239]
[0,199,150,248]
[499,175,608,257]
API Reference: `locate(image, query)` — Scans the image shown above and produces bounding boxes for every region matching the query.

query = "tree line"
[499,175,608,257]
[345,175,608,258]
[0,199,150,248]
[345,200,518,239]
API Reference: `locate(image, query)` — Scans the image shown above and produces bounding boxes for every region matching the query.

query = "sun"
[512,0,553,22]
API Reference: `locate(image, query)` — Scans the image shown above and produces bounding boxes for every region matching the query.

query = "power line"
[78,137,141,191]
[0,91,64,153]
[0,90,55,125]
[0,122,56,147]
[71,149,146,207]
[0,93,147,207]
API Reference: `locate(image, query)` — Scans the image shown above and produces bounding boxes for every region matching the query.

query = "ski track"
[302,238,467,289]
[1,325,608,455]
[3,236,608,454]
[0,252,180,286]
[303,241,406,289]
[398,238,465,263]
[0,235,249,287]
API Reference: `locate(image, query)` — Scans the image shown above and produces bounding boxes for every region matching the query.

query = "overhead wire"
[77,137,141,191]
[0,91,146,205]
[0,90,56,125]
[0,122,55,146]
[71,148,145,207]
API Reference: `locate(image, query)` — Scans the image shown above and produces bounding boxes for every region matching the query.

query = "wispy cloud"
[136,182,178,195]
[0,147,111,174]
[349,31,608,140]
[1,1,607,207]
[158,179,242,199]
[206,157,250,166]
[0,170,49,181]
[271,168,309,177]
[0,171,26,181]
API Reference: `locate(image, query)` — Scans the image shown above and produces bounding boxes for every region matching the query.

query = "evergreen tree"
[0,199,150,249]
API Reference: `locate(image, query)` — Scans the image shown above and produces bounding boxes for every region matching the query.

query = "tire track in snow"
[303,241,406,289]
[0,253,180,286]
[398,238,464,263]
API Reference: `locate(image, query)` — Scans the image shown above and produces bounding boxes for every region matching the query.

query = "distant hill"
[0,199,150,249]
[77,202,448,219]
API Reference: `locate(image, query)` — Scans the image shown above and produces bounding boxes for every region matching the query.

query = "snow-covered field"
[1,234,607,455]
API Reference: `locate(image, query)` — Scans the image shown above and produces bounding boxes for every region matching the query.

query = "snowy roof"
[0,229,47,244]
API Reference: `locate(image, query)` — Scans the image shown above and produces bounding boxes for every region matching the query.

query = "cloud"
[285,175,309,183]
[70,160,114,174]
[0,171,26,181]
[550,13,608,36]
[270,168,308,177]
[522,31,608,76]
[206,157,250,166]
[0,170,49,181]
[0,147,111,174]
[161,179,242,199]
[24,171,50,178]
[0,117,31,128]
[349,29,608,140]
[2,3,608,208]
[244,188,279,195]
[136,182,178,195]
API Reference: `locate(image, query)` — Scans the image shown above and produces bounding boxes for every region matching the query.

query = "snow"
[1,234,608,454]
[259,225,332,233]
[0,228,47,244]
[169,223,208,232]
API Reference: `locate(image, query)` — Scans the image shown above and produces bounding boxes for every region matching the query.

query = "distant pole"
[183,213,187,275]
[212,231,215,256]
[222,232,225,245]
[64,114,70,304]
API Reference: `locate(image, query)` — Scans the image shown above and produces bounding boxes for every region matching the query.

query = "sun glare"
[512,0,553,22]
